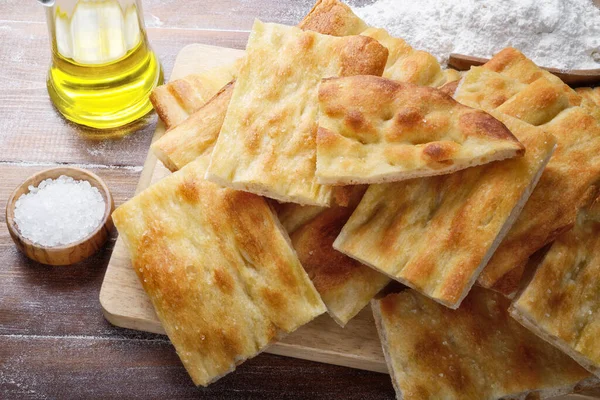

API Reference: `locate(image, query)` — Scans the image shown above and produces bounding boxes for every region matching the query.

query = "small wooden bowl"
[5,167,115,266]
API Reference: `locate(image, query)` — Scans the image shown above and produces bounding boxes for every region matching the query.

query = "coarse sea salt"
[14,175,105,247]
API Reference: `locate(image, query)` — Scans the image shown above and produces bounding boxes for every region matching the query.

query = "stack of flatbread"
[112,0,600,396]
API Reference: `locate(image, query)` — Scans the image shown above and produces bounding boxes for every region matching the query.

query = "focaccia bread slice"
[372,287,595,400]
[361,28,446,88]
[316,75,524,185]
[151,82,234,172]
[150,61,239,129]
[443,68,462,84]
[112,157,326,386]
[479,107,600,296]
[334,114,556,308]
[452,51,600,295]
[298,0,368,36]
[206,20,388,206]
[510,205,600,377]
[150,0,363,129]
[290,186,390,326]
[151,0,371,174]
[577,87,600,107]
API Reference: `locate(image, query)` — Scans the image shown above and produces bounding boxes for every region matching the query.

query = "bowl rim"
[5,166,114,252]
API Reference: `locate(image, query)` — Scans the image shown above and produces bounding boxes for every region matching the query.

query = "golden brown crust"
[151,82,235,172]
[206,21,388,206]
[290,186,390,326]
[334,114,555,308]
[478,106,600,292]
[372,287,593,400]
[451,49,600,294]
[150,63,239,129]
[361,28,446,88]
[511,216,600,377]
[316,75,524,185]
[439,79,460,97]
[496,77,574,126]
[577,87,600,107]
[112,157,325,386]
[298,0,368,36]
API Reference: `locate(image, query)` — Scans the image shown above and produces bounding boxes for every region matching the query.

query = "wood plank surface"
[1,1,599,399]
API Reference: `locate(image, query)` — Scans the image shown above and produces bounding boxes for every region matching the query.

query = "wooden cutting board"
[99,43,387,374]
[98,44,599,399]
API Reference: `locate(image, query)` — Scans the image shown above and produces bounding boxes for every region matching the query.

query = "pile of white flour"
[352,0,600,70]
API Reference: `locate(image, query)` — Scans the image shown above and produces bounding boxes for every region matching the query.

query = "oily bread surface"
[151,82,234,172]
[290,186,390,326]
[150,61,239,129]
[298,0,368,36]
[361,27,446,87]
[371,288,593,400]
[511,214,600,377]
[111,157,325,386]
[334,115,556,308]
[316,75,524,185]
[206,20,388,206]
[453,53,600,294]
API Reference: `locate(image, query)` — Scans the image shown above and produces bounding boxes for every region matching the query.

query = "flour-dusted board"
[99,44,598,399]
[99,43,387,374]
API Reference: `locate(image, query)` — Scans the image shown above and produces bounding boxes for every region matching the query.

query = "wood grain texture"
[1,0,599,398]
[0,336,394,400]
[0,21,248,166]
[1,0,371,31]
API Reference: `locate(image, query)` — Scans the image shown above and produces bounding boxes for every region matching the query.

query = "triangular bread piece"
[334,113,555,308]
[510,198,600,378]
[372,287,596,400]
[206,20,388,206]
[316,75,525,185]
[112,157,326,386]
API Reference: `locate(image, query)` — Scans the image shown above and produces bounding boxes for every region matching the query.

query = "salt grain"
[13,175,105,247]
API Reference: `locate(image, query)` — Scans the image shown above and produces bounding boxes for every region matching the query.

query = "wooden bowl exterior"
[448,54,600,87]
[5,167,115,266]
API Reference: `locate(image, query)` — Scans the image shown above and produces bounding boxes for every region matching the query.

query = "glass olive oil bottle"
[43,0,163,129]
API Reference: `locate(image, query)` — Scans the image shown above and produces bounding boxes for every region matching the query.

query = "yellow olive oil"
[45,0,163,130]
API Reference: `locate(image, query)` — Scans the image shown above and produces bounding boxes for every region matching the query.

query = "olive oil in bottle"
[43,0,163,130]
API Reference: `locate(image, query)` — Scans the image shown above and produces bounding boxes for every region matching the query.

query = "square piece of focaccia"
[111,157,326,387]
[372,287,596,400]
[510,203,600,378]
[150,0,369,173]
[289,186,391,326]
[452,50,600,296]
[316,75,525,185]
[205,20,388,206]
[334,114,556,309]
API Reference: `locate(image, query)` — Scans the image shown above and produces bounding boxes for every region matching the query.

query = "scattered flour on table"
[14,176,106,247]
[352,0,600,70]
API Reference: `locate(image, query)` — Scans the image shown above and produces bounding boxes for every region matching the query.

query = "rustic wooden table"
[0,0,396,398]
[1,1,599,399]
